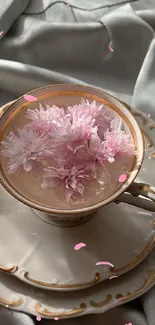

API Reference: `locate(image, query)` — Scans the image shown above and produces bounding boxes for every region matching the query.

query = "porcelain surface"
[0,248,154,319]
[0,182,155,291]
[0,102,155,319]
[0,103,155,291]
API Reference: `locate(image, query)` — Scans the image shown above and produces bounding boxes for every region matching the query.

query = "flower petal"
[24,94,38,102]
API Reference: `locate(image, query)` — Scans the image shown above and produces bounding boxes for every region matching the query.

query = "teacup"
[0,84,155,227]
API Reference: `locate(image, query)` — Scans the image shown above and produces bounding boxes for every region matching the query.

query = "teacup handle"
[115,182,155,212]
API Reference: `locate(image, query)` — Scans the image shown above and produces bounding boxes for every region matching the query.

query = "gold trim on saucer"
[0,231,154,290]
[0,297,23,307]
[110,235,155,274]
[90,294,112,307]
[0,99,154,292]
[23,231,155,288]
[35,302,87,317]
[116,269,155,302]
[24,272,100,289]
[0,265,18,273]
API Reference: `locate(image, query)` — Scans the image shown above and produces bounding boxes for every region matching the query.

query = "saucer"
[0,181,155,292]
[0,102,155,292]
[0,247,154,319]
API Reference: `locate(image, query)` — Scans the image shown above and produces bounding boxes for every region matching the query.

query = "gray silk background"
[0,0,155,324]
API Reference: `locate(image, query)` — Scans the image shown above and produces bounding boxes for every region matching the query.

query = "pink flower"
[1,127,54,174]
[41,161,93,201]
[110,116,123,131]
[103,129,135,163]
[26,104,66,137]
[88,134,106,166]
[1,99,136,201]
[48,116,71,140]
[65,104,98,152]
[68,100,112,140]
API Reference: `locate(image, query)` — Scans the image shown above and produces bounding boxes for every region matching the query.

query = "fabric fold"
[0,59,87,96]
[0,0,30,38]
[132,38,155,119]
[0,0,155,325]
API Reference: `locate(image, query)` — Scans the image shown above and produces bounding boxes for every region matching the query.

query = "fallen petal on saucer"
[96,261,114,267]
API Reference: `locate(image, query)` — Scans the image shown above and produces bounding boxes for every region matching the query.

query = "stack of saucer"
[0,92,155,321]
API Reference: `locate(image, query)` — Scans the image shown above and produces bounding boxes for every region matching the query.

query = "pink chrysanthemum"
[1,127,54,174]
[1,99,136,201]
[64,108,98,152]
[110,116,123,131]
[41,161,94,201]
[68,99,112,140]
[88,134,107,166]
[103,129,135,163]
[26,104,67,137]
